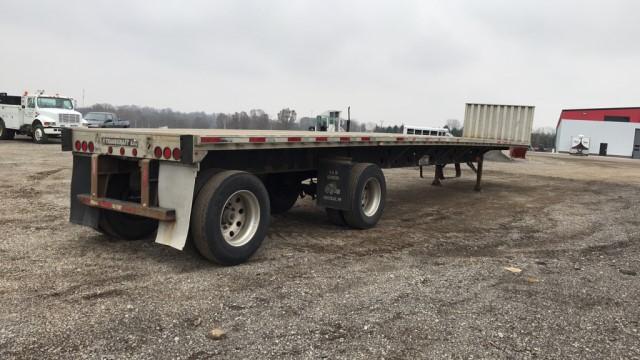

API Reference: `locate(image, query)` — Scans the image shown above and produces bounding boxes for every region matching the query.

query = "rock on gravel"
[207,328,227,340]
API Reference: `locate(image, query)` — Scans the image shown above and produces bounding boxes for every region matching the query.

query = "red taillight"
[75,140,81,151]
[119,147,125,156]
[81,141,88,152]
[154,146,162,158]
[88,142,94,153]
[132,148,138,157]
[172,148,181,160]
[108,146,113,154]
[163,147,171,159]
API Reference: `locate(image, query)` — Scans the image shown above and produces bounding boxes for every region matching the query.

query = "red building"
[556,107,640,158]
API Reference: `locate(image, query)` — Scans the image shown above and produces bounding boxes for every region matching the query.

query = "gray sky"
[1,0,639,129]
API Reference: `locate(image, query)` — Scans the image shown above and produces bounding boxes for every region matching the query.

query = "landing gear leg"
[431,165,444,186]
[466,161,477,173]
[474,155,484,192]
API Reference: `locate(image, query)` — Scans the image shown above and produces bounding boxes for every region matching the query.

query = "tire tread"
[342,163,386,229]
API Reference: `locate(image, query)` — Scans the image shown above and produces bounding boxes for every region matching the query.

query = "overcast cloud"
[1,0,639,128]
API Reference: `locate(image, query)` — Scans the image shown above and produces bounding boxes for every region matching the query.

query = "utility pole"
[347,106,351,132]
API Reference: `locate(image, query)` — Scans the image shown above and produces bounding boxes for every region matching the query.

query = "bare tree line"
[530,127,556,150]
[77,104,368,131]
[76,104,555,147]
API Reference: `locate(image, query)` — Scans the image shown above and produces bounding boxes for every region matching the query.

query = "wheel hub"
[361,178,382,217]
[219,190,260,247]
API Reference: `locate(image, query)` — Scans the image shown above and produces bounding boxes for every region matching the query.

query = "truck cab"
[0,91,85,143]
[311,111,343,132]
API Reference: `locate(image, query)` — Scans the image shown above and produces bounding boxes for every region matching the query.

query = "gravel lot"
[1,138,639,359]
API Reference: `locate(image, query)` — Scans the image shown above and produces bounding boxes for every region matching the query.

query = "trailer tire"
[267,186,299,214]
[326,208,347,226]
[191,171,270,265]
[32,123,48,144]
[342,163,386,229]
[0,119,14,140]
[194,168,224,198]
[265,174,301,214]
[98,174,159,240]
[184,168,225,247]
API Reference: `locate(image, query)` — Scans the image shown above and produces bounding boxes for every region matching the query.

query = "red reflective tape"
[249,137,266,143]
[98,200,112,208]
[287,137,302,142]
[396,137,405,141]
[122,206,139,214]
[340,137,350,142]
[201,137,223,143]
[361,136,371,141]
[315,136,328,142]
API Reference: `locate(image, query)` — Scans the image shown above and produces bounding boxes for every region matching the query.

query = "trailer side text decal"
[101,137,139,147]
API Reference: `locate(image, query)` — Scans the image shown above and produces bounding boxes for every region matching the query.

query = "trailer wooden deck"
[71,128,528,151]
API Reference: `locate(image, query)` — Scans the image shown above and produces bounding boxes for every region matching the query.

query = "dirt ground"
[1,138,639,359]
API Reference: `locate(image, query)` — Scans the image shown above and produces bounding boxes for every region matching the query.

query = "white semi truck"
[0,91,85,143]
[62,103,534,266]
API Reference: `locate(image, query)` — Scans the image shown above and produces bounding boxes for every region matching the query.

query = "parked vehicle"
[84,112,130,128]
[62,103,534,265]
[403,126,452,136]
[0,91,84,143]
[570,135,590,156]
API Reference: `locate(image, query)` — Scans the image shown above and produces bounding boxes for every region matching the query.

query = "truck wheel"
[326,208,347,226]
[267,185,299,214]
[0,119,14,140]
[98,174,159,240]
[342,163,386,229]
[194,168,223,197]
[265,174,300,214]
[33,124,48,144]
[191,171,270,265]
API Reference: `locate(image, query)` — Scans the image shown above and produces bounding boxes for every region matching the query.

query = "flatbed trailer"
[62,104,534,265]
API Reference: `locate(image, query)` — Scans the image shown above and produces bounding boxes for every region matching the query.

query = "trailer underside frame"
[72,144,497,223]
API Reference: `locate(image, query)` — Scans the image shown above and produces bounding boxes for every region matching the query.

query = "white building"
[555,107,640,158]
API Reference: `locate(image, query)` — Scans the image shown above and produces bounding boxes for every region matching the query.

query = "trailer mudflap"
[70,154,100,229]
[317,159,353,210]
[154,162,198,250]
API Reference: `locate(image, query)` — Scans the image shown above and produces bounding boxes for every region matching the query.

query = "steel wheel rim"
[219,190,260,247]
[361,177,382,217]
[34,128,43,141]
